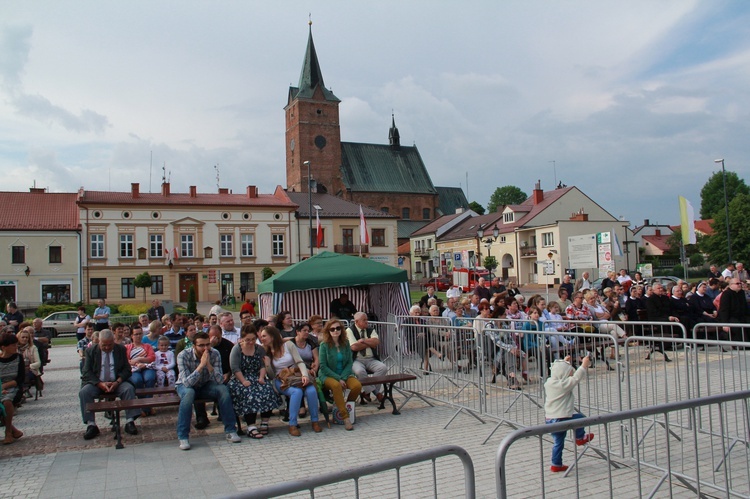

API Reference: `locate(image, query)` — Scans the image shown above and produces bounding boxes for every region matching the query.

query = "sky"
[1,1,749,228]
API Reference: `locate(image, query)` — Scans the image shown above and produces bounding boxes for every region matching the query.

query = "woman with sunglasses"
[318,319,361,431]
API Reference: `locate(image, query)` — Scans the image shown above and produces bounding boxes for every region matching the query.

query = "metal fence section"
[496,390,750,499]
[231,445,476,499]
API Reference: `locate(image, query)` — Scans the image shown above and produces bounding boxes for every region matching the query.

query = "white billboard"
[567,234,597,269]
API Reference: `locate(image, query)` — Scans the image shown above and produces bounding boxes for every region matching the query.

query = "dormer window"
[503,212,514,223]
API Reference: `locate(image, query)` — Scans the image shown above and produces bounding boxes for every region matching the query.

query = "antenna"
[214,164,221,191]
[161,162,166,184]
[149,151,153,193]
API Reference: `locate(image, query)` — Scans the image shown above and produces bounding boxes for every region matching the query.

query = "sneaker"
[550,465,568,473]
[179,439,191,450]
[576,433,594,446]
[226,432,241,443]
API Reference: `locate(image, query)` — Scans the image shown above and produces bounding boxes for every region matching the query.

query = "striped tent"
[258,251,409,321]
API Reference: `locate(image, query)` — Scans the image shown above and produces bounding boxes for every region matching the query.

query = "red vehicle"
[452,268,489,292]
[419,276,452,291]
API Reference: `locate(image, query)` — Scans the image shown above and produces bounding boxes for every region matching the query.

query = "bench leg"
[113,410,124,449]
[379,382,400,415]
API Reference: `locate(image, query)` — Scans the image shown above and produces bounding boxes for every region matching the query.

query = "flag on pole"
[679,196,697,245]
[164,248,170,265]
[316,209,323,248]
[172,247,179,260]
[611,228,623,257]
[359,205,369,256]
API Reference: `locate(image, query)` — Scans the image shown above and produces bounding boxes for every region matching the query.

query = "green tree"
[134,272,152,302]
[700,193,750,265]
[700,170,749,220]
[665,228,701,258]
[187,285,197,315]
[487,186,527,214]
[262,267,275,281]
[482,255,498,276]
[468,201,485,215]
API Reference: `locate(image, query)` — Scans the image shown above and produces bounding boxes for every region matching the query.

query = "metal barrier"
[496,389,750,498]
[231,444,476,499]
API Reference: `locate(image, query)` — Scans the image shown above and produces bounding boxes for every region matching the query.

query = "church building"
[284,25,467,237]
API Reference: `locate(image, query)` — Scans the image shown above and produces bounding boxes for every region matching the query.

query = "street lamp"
[303,161,313,258]
[714,159,732,263]
[477,224,500,277]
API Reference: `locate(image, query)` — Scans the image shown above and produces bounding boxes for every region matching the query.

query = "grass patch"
[53,337,78,346]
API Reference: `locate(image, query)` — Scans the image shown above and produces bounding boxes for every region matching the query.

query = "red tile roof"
[78,185,297,208]
[0,192,80,231]
[669,219,715,236]
[642,234,672,252]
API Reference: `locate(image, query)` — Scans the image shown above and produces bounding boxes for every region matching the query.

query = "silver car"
[42,311,80,337]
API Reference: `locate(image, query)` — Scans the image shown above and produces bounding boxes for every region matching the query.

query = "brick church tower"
[284,24,345,196]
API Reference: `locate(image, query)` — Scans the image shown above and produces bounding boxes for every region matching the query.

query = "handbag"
[278,366,316,390]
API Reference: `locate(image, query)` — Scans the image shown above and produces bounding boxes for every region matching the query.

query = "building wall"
[0,231,81,305]
[80,204,296,304]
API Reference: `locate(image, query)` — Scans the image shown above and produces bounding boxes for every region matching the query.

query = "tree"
[482,255,498,277]
[262,267,275,281]
[134,272,152,302]
[487,186,528,214]
[700,170,749,220]
[468,201,485,215]
[700,193,750,265]
[665,228,701,258]
[187,285,197,315]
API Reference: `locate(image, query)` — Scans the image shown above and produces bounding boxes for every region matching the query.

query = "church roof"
[290,27,339,103]
[435,186,469,216]
[340,142,437,195]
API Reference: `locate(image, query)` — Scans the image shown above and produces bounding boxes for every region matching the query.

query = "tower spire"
[295,21,339,102]
[389,112,401,148]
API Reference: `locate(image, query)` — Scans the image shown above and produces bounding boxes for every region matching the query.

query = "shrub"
[672,264,685,277]
[262,267,275,281]
[35,303,77,318]
[187,285,197,315]
[117,303,150,316]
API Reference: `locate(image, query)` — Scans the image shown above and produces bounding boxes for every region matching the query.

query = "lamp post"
[714,159,732,263]
[303,161,312,258]
[477,224,500,278]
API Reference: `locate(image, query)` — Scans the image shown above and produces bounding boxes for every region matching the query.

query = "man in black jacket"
[78,329,139,440]
[719,279,750,342]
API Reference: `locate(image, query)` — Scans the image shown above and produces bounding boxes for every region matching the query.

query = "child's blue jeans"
[546,412,586,466]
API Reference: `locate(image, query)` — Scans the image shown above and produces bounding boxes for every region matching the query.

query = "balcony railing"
[335,244,369,255]
[520,245,537,257]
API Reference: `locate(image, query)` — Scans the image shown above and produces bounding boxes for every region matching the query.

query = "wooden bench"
[359,373,417,415]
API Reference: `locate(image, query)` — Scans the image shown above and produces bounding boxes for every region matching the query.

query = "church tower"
[285,24,344,195]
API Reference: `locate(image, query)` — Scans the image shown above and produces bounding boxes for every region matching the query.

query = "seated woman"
[126,328,157,415]
[228,325,280,439]
[0,332,24,444]
[307,315,324,342]
[259,326,322,437]
[318,319,362,431]
[291,323,319,418]
[16,328,41,396]
[275,311,296,341]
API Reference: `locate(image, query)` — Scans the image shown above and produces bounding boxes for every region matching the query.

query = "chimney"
[455,207,464,214]
[161,182,170,197]
[533,180,544,205]
[218,188,229,195]
[644,219,650,226]
[29,187,45,194]
[655,229,661,236]
[131,183,140,198]
[246,186,257,198]
[569,208,588,221]
[189,186,197,198]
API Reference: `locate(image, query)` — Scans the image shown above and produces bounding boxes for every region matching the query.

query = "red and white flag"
[172,247,179,260]
[164,248,170,265]
[316,210,323,248]
[359,205,369,247]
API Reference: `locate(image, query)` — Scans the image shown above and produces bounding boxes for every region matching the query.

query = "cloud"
[13,93,109,133]
[0,24,32,90]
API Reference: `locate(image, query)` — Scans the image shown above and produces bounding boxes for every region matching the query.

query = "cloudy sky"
[2,1,749,227]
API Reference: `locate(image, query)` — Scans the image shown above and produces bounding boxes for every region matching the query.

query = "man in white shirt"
[219,312,240,344]
[722,264,735,280]
[446,285,462,300]
[346,312,387,404]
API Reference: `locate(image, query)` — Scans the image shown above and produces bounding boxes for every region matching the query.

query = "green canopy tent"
[257,251,409,322]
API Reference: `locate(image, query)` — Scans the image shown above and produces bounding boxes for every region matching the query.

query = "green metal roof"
[291,28,339,103]
[397,220,430,239]
[435,186,469,216]
[341,142,437,194]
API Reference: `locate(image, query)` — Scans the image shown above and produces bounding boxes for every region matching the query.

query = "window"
[240,272,255,293]
[500,235,506,243]
[381,207,389,213]
[415,261,423,273]
[90,235,104,258]
[121,278,135,298]
[151,275,163,295]
[42,284,70,304]
[48,246,62,264]
[503,212,514,223]
[90,278,107,299]
[241,234,254,256]
[11,246,25,264]
[309,228,326,248]
[402,207,411,220]
[542,232,554,247]
[272,234,285,256]
[372,229,385,247]
[120,234,133,258]
[423,208,431,220]
[149,234,163,258]
[220,234,233,257]
[181,234,194,257]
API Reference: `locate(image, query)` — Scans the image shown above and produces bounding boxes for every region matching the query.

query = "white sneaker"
[226,432,241,443]
[179,439,191,450]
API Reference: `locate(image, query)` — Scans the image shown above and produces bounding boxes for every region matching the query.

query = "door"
[179,274,198,302]
[342,228,354,253]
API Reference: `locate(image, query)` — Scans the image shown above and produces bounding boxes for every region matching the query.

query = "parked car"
[643,276,681,291]
[419,277,452,292]
[42,311,80,337]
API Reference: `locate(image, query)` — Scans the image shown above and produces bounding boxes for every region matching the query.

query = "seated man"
[78,329,139,440]
[330,293,357,322]
[346,312,388,404]
[175,331,240,450]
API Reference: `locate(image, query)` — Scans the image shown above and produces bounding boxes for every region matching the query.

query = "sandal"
[259,422,269,435]
[247,426,264,439]
[11,428,23,439]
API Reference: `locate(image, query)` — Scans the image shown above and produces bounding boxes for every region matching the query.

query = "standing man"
[722,264,736,281]
[346,312,387,405]
[219,312,240,344]
[419,286,443,308]
[78,329,139,440]
[147,299,165,322]
[559,275,574,301]
[175,331,241,450]
[93,299,111,332]
[719,278,749,342]
[239,285,247,302]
